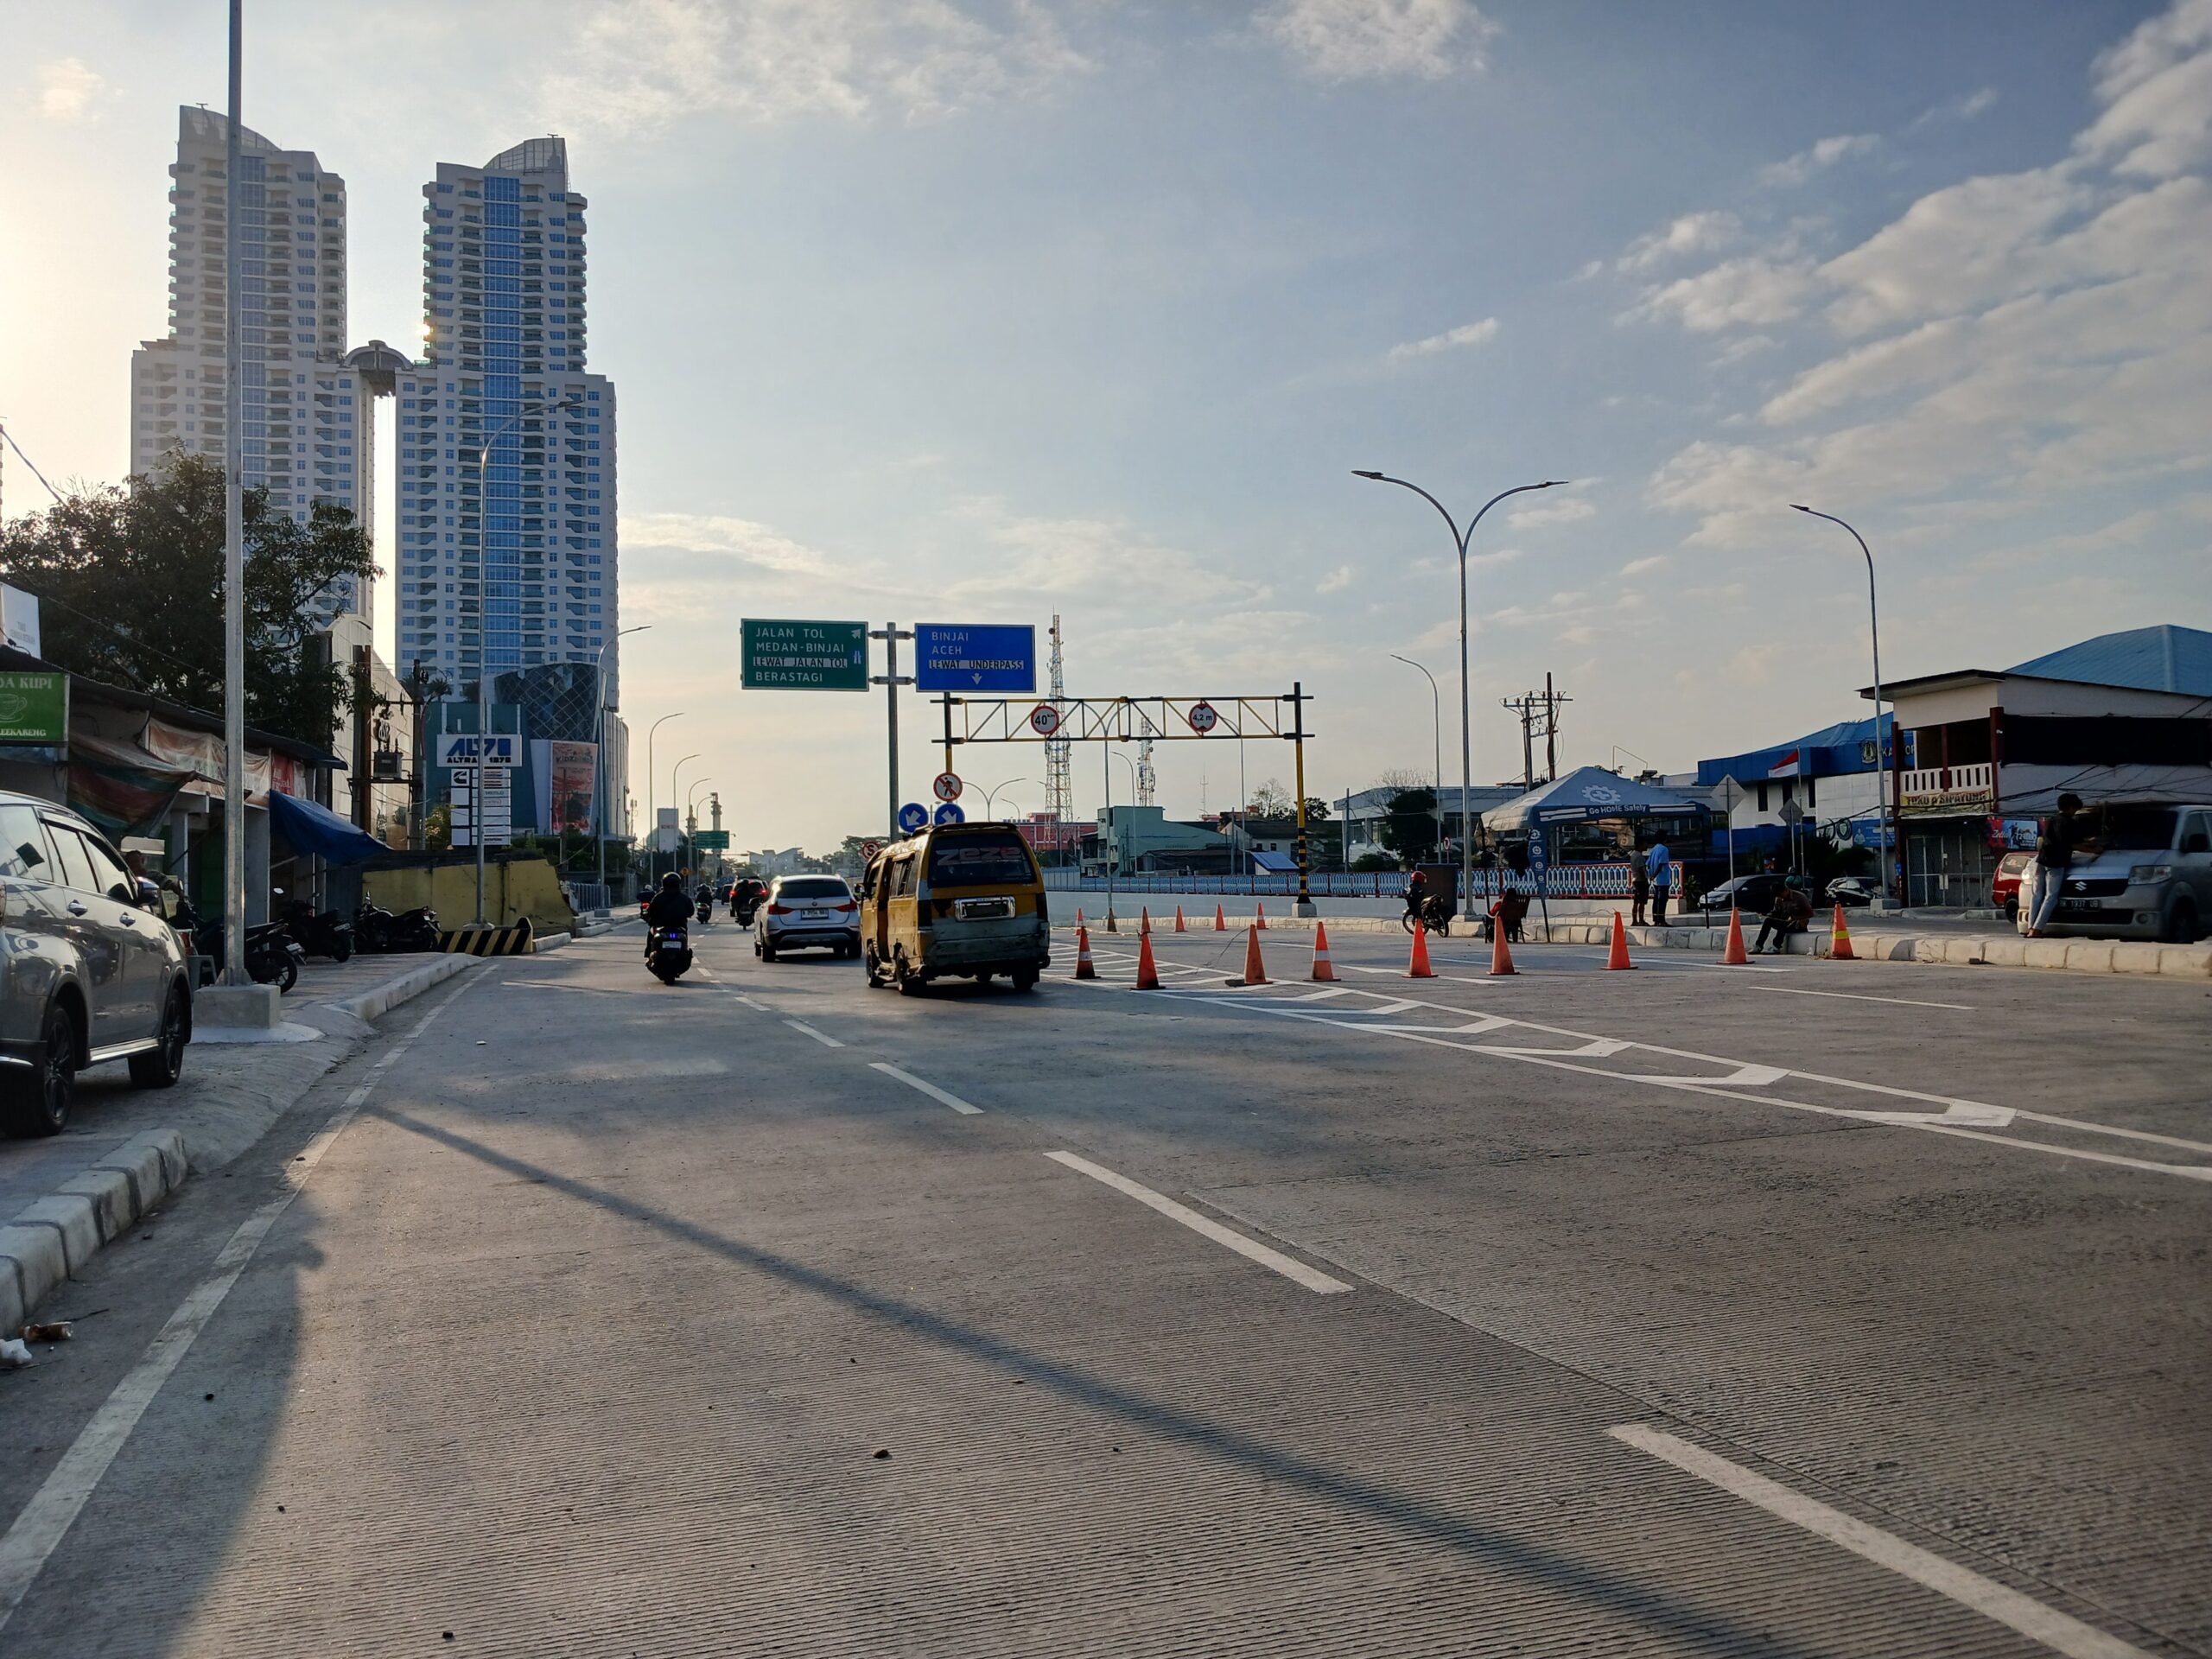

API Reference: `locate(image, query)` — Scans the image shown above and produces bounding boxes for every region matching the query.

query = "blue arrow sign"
[913,624,1036,692]
[897,801,930,834]
[933,802,966,826]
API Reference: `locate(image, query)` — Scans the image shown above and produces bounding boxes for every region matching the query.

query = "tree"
[1379,786,1439,861]
[0,450,378,747]
[1301,797,1331,824]
[1246,779,1292,817]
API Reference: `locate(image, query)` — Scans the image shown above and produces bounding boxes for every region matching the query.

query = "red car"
[1992,849,2032,921]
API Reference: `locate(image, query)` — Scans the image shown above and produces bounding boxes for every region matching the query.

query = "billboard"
[548,741,596,834]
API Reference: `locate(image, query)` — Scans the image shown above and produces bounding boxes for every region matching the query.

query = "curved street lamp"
[1356,472,1566,915]
[644,713,684,883]
[667,753,701,874]
[1389,654,1445,864]
[686,779,715,874]
[981,777,1032,817]
[1792,505,1893,908]
[594,626,651,894]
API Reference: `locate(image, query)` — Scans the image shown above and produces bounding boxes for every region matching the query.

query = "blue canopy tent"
[267,791,391,866]
[1481,766,1708,836]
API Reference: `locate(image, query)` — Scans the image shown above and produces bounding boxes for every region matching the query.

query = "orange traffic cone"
[1214,903,1227,931]
[1489,919,1516,976]
[1408,922,1435,978]
[1074,925,1096,979]
[1076,907,1084,929]
[1256,903,1268,929]
[1721,906,1749,965]
[1242,925,1269,986]
[1606,910,1636,970]
[1312,921,1338,982]
[1135,930,1161,989]
[1174,906,1187,933]
[1829,903,1855,960]
[1141,906,1152,937]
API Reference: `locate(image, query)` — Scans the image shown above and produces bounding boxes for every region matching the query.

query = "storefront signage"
[0,671,67,746]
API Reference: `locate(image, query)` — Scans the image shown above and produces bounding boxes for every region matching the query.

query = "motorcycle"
[648,924,693,983]
[1825,875,1879,908]
[175,898,307,993]
[356,899,441,952]
[731,881,766,927]
[1399,892,1454,936]
[277,890,355,962]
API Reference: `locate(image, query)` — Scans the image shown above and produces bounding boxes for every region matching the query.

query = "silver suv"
[2024,802,2212,943]
[0,792,193,1135]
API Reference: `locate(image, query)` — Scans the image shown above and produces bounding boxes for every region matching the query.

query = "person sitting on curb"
[1483,887,1529,944]
[1753,876,1815,955]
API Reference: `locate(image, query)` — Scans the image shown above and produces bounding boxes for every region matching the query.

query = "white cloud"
[1714,334,1779,366]
[1759,132,1881,188]
[621,512,878,586]
[1620,555,1669,576]
[541,0,1090,134]
[1624,256,1821,332]
[38,59,105,124]
[2078,0,2212,176]
[1616,210,1740,272]
[1317,563,1356,593]
[1261,0,1497,81]
[1385,315,1498,361]
[1507,497,1596,529]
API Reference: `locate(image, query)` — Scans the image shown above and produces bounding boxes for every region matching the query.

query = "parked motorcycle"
[354,899,442,953]
[647,923,693,984]
[277,890,355,962]
[1825,875,1879,908]
[174,898,307,993]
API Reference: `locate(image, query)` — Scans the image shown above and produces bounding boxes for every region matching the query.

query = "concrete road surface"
[2,922,2205,1656]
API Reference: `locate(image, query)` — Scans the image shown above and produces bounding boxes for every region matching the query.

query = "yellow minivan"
[860,821,1051,995]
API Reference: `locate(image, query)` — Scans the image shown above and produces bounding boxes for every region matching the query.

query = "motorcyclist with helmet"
[645,871,694,957]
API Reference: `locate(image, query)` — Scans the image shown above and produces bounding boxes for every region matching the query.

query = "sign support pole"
[1290,682,1314,917]
[870,625,912,841]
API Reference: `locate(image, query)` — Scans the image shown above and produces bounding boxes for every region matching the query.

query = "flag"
[1767,749,1801,778]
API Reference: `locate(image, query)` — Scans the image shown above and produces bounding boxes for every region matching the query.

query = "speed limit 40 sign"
[1028,702,1062,737]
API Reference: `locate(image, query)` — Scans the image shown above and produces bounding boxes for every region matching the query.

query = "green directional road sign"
[741,619,868,691]
[691,830,731,851]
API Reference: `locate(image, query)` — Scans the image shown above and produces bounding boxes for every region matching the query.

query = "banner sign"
[437,734,517,768]
[741,620,869,690]
[914,624,1035,692]
[0,671,67,746]
[547,741,596,834]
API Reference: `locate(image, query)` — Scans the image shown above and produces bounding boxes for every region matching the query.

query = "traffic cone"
[1076,907,1084,929]
[1074,926,1096,979]
[1311,921,1338,982]
[1489,920,1516,976]
[1242,925,1269,986]
[1256,903,1268,929]
[1606,911,1636,970]
[1829,903,1855,960]
[1214,904,1226,931]
[1408,922,1435,978]
[1174,905,1186,933]
[1106,910,1118,933]
[1135,930,1161,989]
[1721,906,1749,965]
[1141,906,1152,937]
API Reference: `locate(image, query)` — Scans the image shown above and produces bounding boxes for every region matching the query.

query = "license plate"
[663,931,686,945]
[804,909,827,920]
[955,899,1012,920]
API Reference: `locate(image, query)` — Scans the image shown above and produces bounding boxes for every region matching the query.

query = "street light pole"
[981,778,1032,818]
[221,0,246,984]
[1357,473,1565,918]
[1108,748,1139,882]
[472,395,581,925]
[593,626,649,899]
[669,752,700,875]
[1389,654,1445,864]
[1793,505,1894,910]
[686,779,713,874]
[644,712,683,886]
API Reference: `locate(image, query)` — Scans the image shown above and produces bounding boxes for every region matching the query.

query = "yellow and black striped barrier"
[438,918,537,956]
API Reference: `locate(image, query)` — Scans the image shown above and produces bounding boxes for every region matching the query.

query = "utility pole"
[1502,679,1573,791]
[221,0,246,984]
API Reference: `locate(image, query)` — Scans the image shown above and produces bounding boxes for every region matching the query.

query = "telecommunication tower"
[1136,710,1159,807]
[1045,615,1072,829]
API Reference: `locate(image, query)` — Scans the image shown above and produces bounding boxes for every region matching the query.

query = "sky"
[3,0,2209,853]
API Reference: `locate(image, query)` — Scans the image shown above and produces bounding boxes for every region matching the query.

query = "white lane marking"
[869,1062,982,1115]
[734,996,770,1012]
[2011,1110,2212,1156]
[0,980,477,1635]
[1044,1151,1352,1295]
[783,1019,844,1048]
[1707,1064,1789,1088]
[1745,984,1974,1011]
[1608,1426,2155,1659]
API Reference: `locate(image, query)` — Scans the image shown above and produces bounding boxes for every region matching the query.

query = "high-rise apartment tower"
[390,137,619,705]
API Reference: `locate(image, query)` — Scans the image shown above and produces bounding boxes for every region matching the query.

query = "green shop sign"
[741,620,868,691]
[0,671,67,746]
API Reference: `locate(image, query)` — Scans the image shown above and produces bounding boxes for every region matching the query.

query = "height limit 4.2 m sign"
[741,620,869,690]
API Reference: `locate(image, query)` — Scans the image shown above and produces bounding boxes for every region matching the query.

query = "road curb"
[3,958,475,1333]
[0,1128,188,1338]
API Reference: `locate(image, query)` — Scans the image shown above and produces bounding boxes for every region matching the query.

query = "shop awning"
[267,791,389,866]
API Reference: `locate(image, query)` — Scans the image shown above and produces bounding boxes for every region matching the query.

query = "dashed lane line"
[1608,1426,2157,1659]
[0,976,480,1636]
[1044,1151,1353,1295]
[783,1019,844,1048]
[869,1062,982,1115]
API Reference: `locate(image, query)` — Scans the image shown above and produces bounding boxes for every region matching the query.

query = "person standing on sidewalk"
[1630,848,1649,926]
[2025,792,2086,938]
[1645,833,1674,926]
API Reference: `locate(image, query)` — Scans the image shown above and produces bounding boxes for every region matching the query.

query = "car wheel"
[2168,899,2200,944]
[3,1004,78,1137]
[761,939,779,963]
[1012,969,1039,993]
[895,954,925,997]
[2004,899,2018,925]
[129,986,189,1089]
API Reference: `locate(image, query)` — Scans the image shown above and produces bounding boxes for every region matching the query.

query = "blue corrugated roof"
[2008,625,2212,696]
[1697,713,1895,786]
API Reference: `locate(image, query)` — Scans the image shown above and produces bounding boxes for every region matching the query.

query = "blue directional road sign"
[914,624,1036,692]
[933,802,966,826]
[898,802,930,834]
